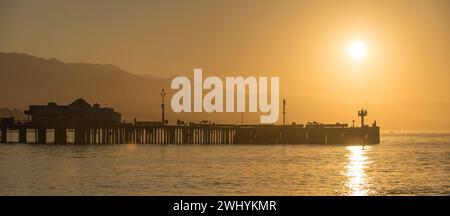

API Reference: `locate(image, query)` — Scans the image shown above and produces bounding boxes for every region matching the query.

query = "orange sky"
[1,0,449,132]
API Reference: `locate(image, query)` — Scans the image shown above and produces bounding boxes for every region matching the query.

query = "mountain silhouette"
[0,52,258,124]
[0,52,172,121]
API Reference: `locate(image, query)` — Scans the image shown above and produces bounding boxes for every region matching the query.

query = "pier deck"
[0,123,380,145]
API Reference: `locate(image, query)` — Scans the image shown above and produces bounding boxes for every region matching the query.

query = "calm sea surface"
[0,134,448,195]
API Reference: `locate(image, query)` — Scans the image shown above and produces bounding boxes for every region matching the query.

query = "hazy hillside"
[0,52,255,124]
[0,52,173,121]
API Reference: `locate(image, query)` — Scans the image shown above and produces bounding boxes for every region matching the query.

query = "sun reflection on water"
[345,146,371,195]
[126,143,138,151]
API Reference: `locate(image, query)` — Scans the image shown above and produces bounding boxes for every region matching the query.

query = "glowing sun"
[348,41,367,60]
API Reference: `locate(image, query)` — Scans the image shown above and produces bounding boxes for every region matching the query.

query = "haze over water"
[0,133,448,195]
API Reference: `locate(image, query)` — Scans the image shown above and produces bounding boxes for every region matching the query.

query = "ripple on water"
[0,134,449,195]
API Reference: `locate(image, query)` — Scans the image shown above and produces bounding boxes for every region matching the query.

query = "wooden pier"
[0,123,380,145]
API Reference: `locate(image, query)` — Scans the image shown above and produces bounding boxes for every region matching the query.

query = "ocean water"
[0,134,448,195]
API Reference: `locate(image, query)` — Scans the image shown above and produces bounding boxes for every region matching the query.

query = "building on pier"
[24,98,121,127]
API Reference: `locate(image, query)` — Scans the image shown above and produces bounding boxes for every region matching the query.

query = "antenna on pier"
[358,108,368,127]
[161,89,166,125]
[282,98,287,125]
